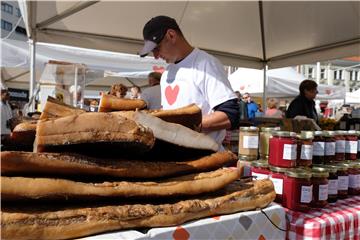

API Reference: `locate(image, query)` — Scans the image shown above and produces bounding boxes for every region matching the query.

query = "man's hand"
[202,111,231,132]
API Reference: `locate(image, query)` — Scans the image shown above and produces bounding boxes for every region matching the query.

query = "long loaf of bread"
[98,94,147,112]
[1,179,275,240]
[1,151,237,178]
[1,168,240,200]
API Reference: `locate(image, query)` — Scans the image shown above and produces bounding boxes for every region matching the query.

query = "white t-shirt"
[1,101,13,135]
[141,85,161,110]
[161,48,237,145]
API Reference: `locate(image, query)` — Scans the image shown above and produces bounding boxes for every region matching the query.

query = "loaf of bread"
[35,112,155,155]
[10,121,37,150]
[40,96,86,120]
[1,151,237,178]
[98,94,147,112]
[1,179,275,240]
[1,168,240,200]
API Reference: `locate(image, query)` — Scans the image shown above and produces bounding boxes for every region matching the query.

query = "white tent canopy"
[229,67,346,100]
[18,1,360,69]
[1,39,166,76]
[346,89,360,104]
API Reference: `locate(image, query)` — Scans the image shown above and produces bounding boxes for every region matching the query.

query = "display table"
[286,196,360,240]
[81,203,286,240]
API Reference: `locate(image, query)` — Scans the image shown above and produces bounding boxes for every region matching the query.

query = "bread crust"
[98,94,147,112]
[1,151,237,178]
[1,168,240,200]
[1,180,275,240]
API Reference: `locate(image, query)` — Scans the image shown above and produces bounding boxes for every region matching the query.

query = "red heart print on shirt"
[165,85,179,105]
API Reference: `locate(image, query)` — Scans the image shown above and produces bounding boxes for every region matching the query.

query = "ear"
[167,29,178,43]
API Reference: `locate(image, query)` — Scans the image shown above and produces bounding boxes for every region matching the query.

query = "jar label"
[301,145,313,160]
[300,185,313,203]
[243,136,259,149]
[338,176,349,190]
[313,142,325,156]
[283,144,297,160]
[252,172,269,180]
[349,174,360,188]
[335,140,345,153]
[328,179,338,195]
[269,177,283,194]
[345,141,358,154]
[325,142,335,156]
[319,184,328,201]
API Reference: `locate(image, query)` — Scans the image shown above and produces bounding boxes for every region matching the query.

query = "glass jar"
[238,127,259,160]
[347,161,360,195]
[251,160,270,180]
[324,165,338,203]
[269,166,287,203]
[324,131,336,164]
[336,163,349,199]
[313,131,325,165]
[345,130,358,160]
[335,131,346,162]
[297,131,314,167]
[269,131,297,168]
[283,169,313,211]
[357,131,360,160]
[311,167,329,208]
[259,127,278,160]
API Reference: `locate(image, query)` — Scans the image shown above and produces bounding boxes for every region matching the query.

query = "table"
[82,203,286,240]
[286,196,360,240]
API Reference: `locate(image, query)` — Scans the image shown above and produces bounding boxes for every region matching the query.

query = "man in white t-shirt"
[140,72,162,110]
[139,16,239,145]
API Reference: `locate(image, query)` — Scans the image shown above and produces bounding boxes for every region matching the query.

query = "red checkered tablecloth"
[285,196,360,240]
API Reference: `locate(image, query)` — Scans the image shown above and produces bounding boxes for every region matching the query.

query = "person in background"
[286,79,318,122]
[265,98,283,118]
[109,84,128,98]
[1,88,13,137]
[139,16,239,145]
[243,92,258,120]
[130,86,141,99]
[235,91,248,121]
[140,72,162,109]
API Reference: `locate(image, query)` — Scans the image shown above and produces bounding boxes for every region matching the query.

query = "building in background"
[1,1,27,41]
[299,57,360,93]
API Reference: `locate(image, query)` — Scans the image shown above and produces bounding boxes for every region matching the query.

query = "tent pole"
[29,38,36,112]
[262,63,268,112]
[74,65,78,107]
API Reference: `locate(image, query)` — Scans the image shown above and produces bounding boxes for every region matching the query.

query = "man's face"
[304,88,318,100]
[243,94,250,102]
[1,91,9,102]
[148,77,160,86]
[151,30,177,63]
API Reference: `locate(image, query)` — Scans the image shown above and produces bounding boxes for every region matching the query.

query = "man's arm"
[202,99,239,131]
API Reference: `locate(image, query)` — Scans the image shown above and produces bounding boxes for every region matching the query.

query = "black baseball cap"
[139,16,180,57]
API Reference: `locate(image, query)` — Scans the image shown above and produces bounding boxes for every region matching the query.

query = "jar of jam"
[251,160,270,180]
[324,131,336,164]
[283,169,313,211]
[269,131,297,168]
[335,131,346,162]
[313,131,325,164]
[347,161,360,195]
[345,130,358,160]
[336,163,349,199]
[324,165,338,203]
[269,166,287,203]
[259,127,278,160]
[297,131,314,167]
[238,127,259,160]
[311,167,329,208]
[357,131,360,160]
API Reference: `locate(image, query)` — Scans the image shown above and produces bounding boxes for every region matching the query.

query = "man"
[140,72,162,109]
[286,79,318,122]
[1,88,13,135]
[139,16,239,145]
[242,92,258,120]
[234,91,248,121]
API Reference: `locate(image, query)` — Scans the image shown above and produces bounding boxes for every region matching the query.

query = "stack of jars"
[249,129,360,211]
